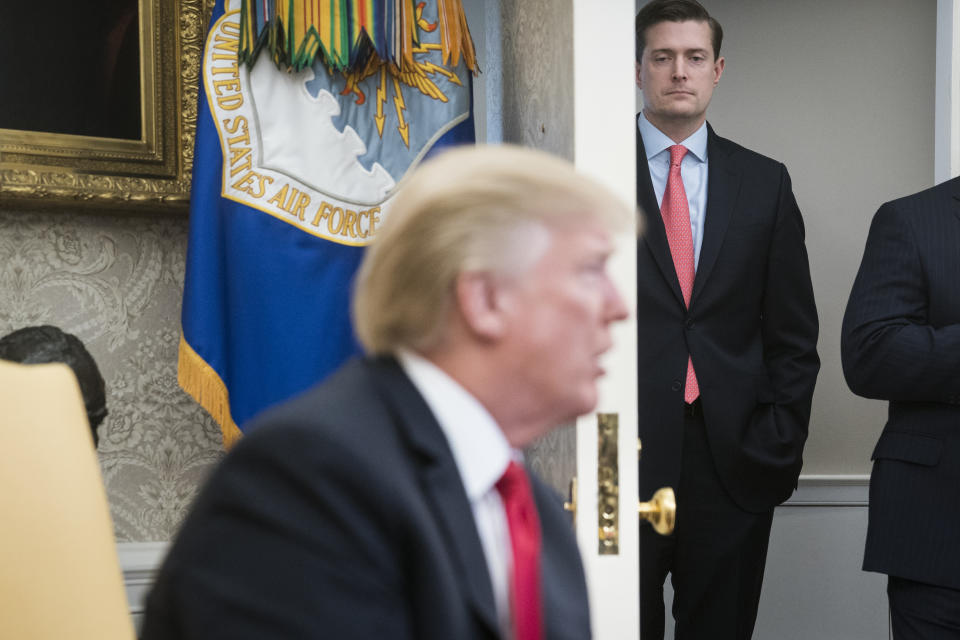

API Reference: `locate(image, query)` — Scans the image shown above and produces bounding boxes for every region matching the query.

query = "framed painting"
[0,0,210,210]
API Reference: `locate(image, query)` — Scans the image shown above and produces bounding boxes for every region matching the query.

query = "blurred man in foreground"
[141,144,632,640]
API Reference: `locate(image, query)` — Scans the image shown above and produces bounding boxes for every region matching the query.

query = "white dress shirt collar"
[637,111,708,163]
[396,349,517,499]
[397,349,523,639]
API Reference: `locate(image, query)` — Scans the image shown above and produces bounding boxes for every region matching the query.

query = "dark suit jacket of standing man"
[636,122,820,515]
[842,176,960,590]
[141,357,590,640]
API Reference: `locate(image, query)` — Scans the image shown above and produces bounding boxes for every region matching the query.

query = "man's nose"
[605,279,630,323]
[672,59,687,79]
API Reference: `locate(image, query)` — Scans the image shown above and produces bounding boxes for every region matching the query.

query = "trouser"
[889,576,960,640]
[641,400,774,640]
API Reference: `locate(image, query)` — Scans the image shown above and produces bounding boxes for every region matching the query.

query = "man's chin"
[662,108,699,120]
[567,391,599,421]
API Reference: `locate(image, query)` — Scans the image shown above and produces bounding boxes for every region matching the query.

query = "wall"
[704,1,935,633]
[0,208,223,542]
[705,0,937,475]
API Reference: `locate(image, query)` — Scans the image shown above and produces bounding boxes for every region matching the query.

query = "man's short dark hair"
[635,0,723,63]
[0,325,107,446]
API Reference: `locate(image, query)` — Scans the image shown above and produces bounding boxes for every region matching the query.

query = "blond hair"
[352,144,634,355]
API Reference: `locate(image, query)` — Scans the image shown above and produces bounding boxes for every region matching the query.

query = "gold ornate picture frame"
[0,0,210,211]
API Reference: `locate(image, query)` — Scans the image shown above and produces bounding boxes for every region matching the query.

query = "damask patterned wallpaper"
[0,202,576,539]
[0,207,224,542]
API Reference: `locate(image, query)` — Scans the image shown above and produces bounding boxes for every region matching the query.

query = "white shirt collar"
[396,349,517,500]
[637,111,708,163]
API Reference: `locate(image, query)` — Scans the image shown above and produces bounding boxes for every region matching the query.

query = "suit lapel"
[637,126,686,307]
[691,126,740,307]
[366,357,500,637]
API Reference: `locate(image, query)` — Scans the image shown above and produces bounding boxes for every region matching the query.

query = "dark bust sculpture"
[0,325,107,446]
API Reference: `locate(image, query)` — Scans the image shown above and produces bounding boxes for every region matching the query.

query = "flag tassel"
[178,335,243,448]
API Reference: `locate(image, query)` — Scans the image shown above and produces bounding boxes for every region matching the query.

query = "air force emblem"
[204,0,473,245]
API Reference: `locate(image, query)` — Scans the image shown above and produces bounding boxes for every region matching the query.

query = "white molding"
[118,541,168,572]
[118,541,168,616]
[782,474,870,507]
[798,473,871,485]
[935,0,960,182]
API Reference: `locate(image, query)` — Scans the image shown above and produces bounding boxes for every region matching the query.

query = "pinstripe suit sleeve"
[841,201,960,404]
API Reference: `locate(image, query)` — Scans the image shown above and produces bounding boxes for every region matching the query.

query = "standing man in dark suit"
[842,176,960,639]
[634,2,820,638]
[141,145,632,640]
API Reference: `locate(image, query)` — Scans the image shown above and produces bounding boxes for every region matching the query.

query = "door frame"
[935,0,959,183]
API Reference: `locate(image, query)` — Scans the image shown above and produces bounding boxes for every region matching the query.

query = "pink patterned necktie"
[661,144,700,403]
[496,461,543,640]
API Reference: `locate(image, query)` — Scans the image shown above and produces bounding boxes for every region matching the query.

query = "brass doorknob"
[638,487,676,536]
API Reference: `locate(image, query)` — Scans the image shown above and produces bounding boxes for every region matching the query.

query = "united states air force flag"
[179,0,476,446]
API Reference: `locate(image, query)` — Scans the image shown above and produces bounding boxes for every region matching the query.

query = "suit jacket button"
[685,319,695,329]
[671,380,682,391]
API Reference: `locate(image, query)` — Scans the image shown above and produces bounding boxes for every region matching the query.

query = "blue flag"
[179,0,475,446]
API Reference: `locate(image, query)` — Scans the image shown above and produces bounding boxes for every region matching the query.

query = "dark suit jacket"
[841,176,960,590]
[141,357,590,639]
[636,123,820,514]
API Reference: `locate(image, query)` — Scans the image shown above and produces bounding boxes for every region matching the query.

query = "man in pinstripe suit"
[842,176,960,639]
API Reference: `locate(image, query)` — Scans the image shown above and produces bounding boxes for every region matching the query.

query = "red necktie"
[661,144,700,403]
[496,461,543,640]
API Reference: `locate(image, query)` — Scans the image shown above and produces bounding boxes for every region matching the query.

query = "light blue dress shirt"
[637,112,709,269]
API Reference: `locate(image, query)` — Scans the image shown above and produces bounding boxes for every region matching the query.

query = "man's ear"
[454,271,508,341]
[713,56,725,86]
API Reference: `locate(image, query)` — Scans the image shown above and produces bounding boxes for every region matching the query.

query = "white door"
[571,2,643,638]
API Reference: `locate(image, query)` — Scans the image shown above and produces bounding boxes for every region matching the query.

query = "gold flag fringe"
[178,334,243,449]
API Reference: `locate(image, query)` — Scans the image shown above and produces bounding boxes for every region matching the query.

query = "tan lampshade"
[0,360,134,640]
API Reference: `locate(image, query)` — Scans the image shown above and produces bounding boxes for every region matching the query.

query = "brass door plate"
[563,477,577,527]
[597,413,618,555]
